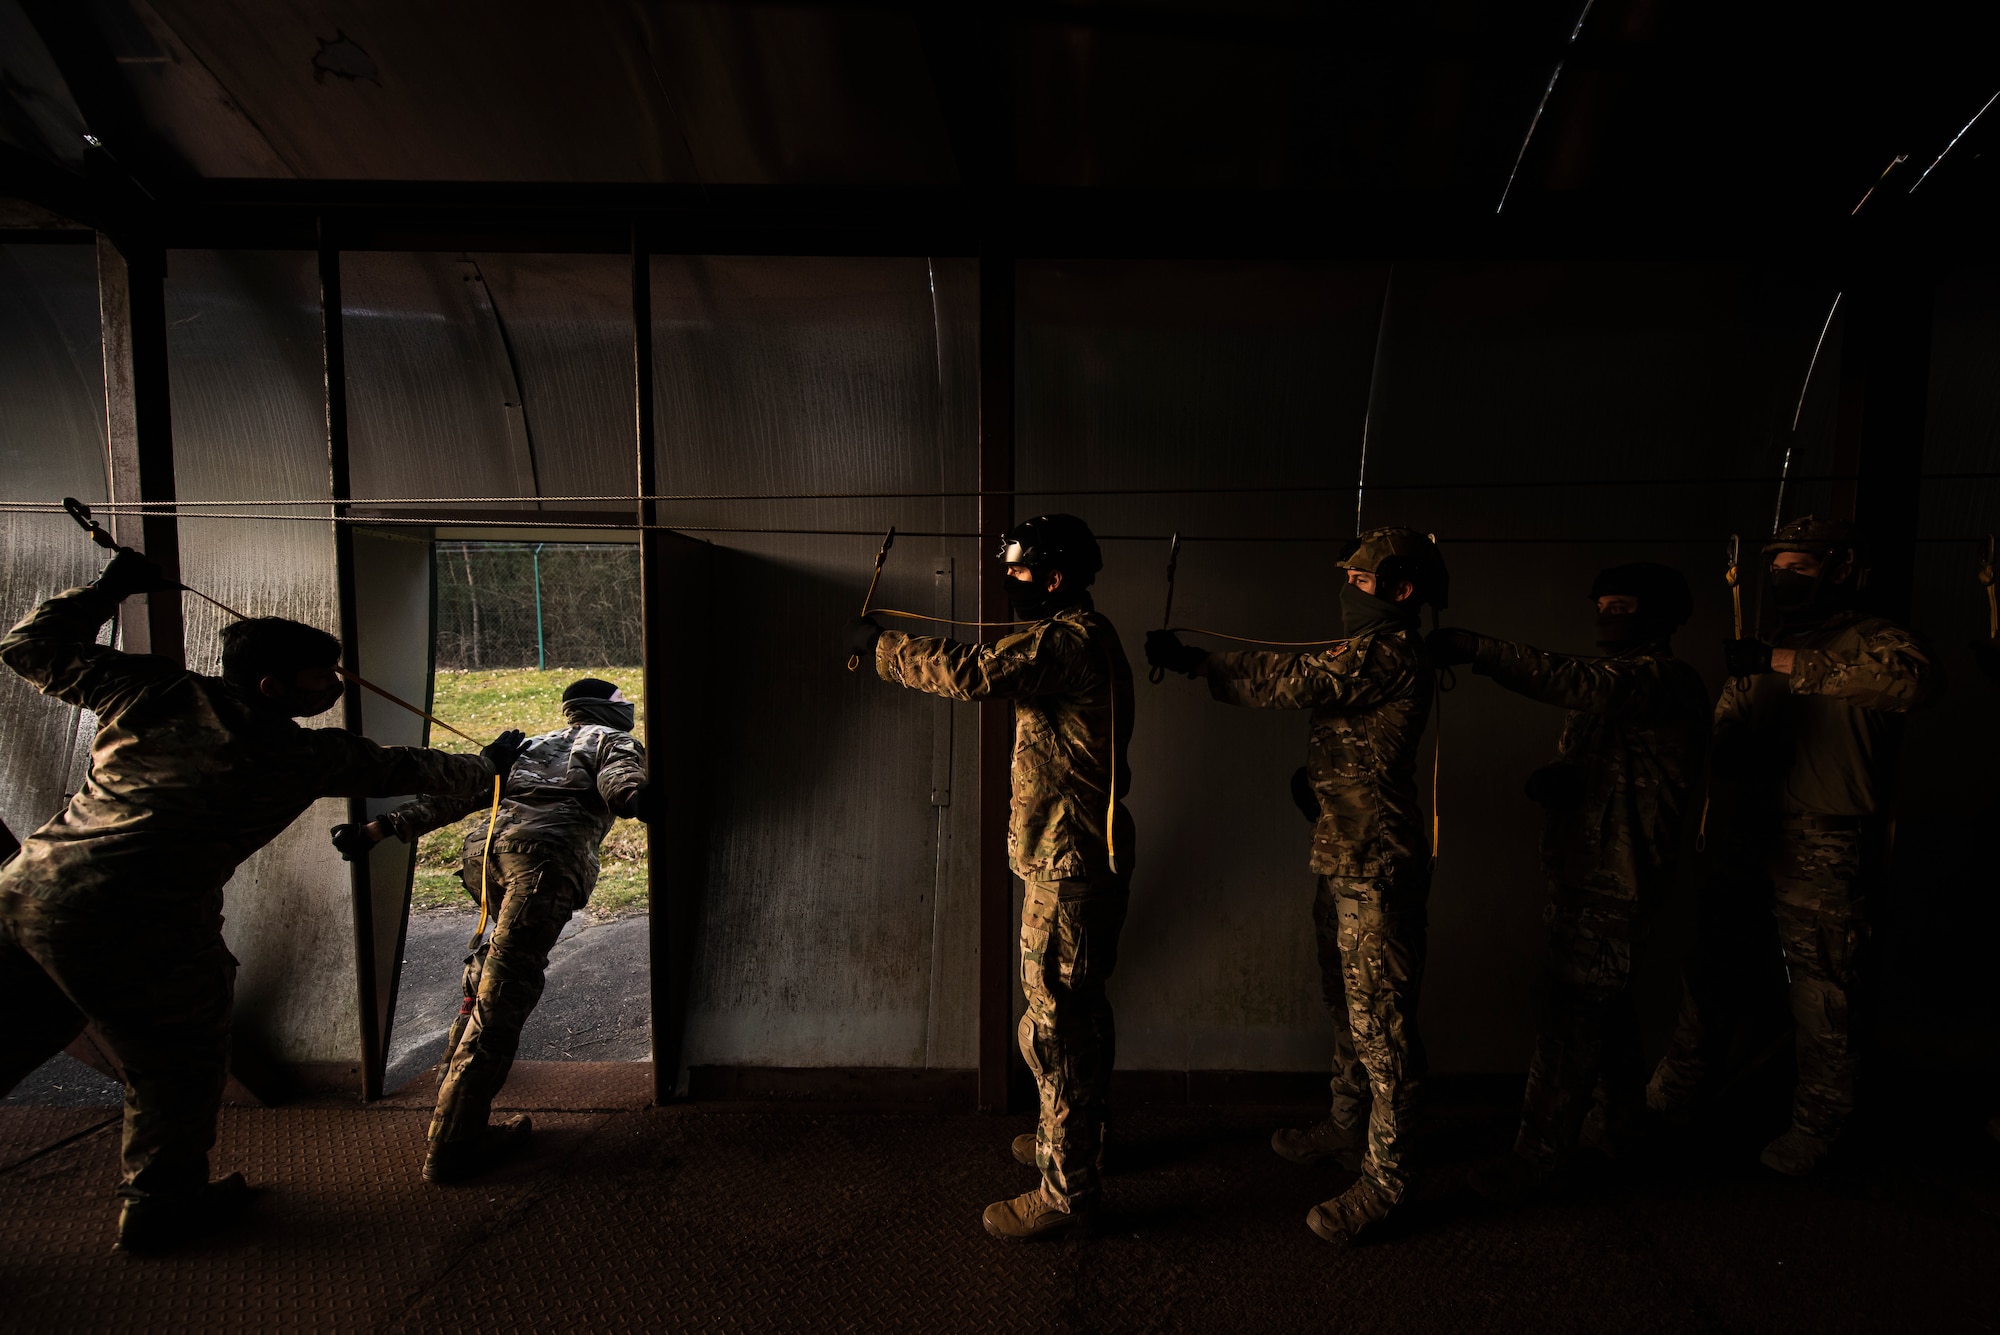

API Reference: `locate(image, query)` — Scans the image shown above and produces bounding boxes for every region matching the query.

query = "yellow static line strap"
[867,608,1038,628]
[471,775,502,950]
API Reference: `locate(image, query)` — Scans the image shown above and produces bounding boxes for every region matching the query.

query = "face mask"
[564,699,636,732]
[290,681,344,718]
[1769,567,1820,610]
[1594,611,1642,648]
[1340,581,1415,636]
[1007,576,1064,621]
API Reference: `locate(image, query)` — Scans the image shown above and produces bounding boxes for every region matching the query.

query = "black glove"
[1426,627,1483,668]
[1722,637,1775,676]
[845,616,884,660]
[482,728,527,775]
[93,548,176,601]
[1144,629,1207,679]
[329,822,382,862]
[626,781,664,823]
[1523,762,1586,809]
[1971,639,2000,685]
[1289,766,1319,824]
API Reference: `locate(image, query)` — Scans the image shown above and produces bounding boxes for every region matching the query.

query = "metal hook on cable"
[847,526,896,672]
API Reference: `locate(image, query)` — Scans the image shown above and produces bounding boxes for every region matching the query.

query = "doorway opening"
[383,538,652,1092]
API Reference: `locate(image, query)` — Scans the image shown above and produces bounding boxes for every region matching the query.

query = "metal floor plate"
[0,1103,1991,1332]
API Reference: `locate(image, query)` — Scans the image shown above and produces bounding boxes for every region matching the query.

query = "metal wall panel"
[0,245,108,845]
[164,249,356,1067]
[652,255,981,1078]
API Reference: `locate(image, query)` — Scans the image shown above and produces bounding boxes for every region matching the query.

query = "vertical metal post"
[322,230,383,1101]
[95,234,183,663]
[634,223,678,1103]
[976,254,1017,1113]
[1828,268,1934,624]
[532,543,546,670]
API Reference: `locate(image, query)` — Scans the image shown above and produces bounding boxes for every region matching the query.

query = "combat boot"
[424,1114,533,1184]
[1759,1127,1834,1177]
[1467,1152,1549,1204]
[1305,1175,1398,1247]
[982,1186,1093,1241]
[1270,1117,1366,1170]
[115,1173,252,1254]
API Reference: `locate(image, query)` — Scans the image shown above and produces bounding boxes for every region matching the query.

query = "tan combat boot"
[115,1173,252,1254]
[424,1114,534,1184]
[1305,1175,1398,1246]
[983,1186,1092,1241]
[1270,1117,1365,1170]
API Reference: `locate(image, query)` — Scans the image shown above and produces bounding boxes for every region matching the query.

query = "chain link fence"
[435,541,643,670]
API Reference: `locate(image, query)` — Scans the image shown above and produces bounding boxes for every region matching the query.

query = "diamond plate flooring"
[0,1099,1992,1333]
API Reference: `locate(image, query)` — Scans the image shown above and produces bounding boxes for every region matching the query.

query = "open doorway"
[382,538,652,1092]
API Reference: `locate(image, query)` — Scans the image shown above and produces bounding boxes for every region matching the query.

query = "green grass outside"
[410,667,648,918]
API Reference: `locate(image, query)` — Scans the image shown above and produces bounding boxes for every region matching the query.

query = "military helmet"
[1591,562,1694,631]
[1338,526,1448,610]
[997,513,1102,584]
[1763,514,1862,582]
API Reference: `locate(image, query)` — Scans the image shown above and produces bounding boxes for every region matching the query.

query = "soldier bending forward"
[333,678,653,1184]
[0,550,513,1251]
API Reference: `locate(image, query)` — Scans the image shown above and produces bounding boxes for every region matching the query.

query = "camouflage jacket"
[1202,625,1432,878]
[1471,638,1710,898]
[0,585,495,927]
[1714,609,1938,818]
[875,599,1134,878]
[381,723,647,881]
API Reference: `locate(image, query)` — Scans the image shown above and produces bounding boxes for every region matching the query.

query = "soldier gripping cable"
[330,678,655,1184]
[1146,526,1443,1246]
[1428,563,1709,1201]
[0,548,521,1253]
[846,514,1135,1242]
[1647,517,1939,1176]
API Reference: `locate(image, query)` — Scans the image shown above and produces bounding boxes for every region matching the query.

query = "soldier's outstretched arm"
[1459,635,1672,716]
[874,624,1083,702]
[377,788,488,844]
[1202,642,1407,711]
[307,731,501,804]
[0,583,180,715]
[1785,623,1939,712]
[589,729,650,815]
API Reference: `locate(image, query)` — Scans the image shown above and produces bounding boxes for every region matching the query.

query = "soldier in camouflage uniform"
[847,514,1134,1242]
[0,550,513,1251]
[332,677,653,1183]
[1648,518,1938,1175]
[1148,526,1444,1246]
[1428,563,1709,1199]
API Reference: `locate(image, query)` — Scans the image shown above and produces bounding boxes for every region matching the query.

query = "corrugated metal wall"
[6,249,1996,1085]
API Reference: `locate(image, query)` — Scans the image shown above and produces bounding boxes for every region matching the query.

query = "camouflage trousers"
[1651,815,1870,1141]
[1019,874,1129,1209]
[0,894,234,1199]
[1314,872,1429,1199]
[430,842,588,1144]
[1515,884,1645,1167]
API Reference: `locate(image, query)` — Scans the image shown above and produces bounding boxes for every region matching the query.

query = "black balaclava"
[1007,571,1084,622]
[562,677,636,732]
[1591,562,1693,649]
[1769,556,1851,629]
[1340,581,1418,636]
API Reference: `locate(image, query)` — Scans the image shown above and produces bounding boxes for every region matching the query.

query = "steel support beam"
[321,235,385,1100]
[975,253,1017,1113]
[95,233,182,662]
